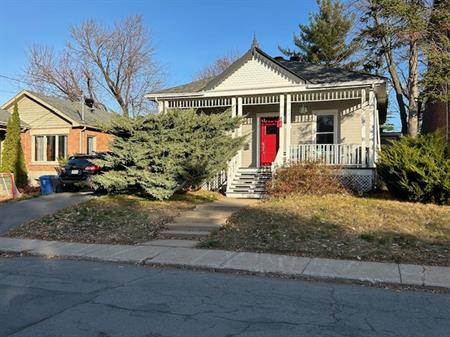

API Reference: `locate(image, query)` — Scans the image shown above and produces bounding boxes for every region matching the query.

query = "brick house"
[1,90,113,182]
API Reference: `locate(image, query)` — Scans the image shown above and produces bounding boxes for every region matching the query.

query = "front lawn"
[200,195,450,266]
[7,191,220,245]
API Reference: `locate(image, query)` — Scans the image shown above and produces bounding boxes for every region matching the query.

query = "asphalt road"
[1,256,449,337]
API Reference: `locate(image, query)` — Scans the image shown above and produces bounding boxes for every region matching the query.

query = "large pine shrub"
[377,131,449,205]
[0,103,28,187]
[94,109,243,200]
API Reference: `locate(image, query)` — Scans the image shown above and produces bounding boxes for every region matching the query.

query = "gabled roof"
[1,90,114,129]
[149,45,385,97]
[0,109,30,129]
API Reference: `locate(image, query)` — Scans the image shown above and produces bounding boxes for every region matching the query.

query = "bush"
[93,109,243,200]
[266,161,347,198]
[377,131,450,205]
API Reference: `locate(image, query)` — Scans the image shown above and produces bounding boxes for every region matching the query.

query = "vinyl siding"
[6,96,71,129]
[213,56,299,91]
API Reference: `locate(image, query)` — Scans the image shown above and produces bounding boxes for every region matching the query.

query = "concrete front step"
[165,223,221,231]
[226,192,264,199]
[160,230,211,238]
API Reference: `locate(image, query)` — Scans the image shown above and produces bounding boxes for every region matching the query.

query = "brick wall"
[20,128,112,183]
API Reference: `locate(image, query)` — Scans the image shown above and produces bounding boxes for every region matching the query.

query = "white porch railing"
[289,144,371,168]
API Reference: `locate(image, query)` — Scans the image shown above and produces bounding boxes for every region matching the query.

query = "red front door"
[260,117,280,166]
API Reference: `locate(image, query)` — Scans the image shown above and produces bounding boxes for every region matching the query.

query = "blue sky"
[0,0,397,128]
[0,0,315,100]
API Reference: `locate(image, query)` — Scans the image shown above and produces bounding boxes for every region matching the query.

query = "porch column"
[231,97,237,137]
[286,94,292,162]
[360,89,367,166]
[163,101,169,113]
[237,97,243,166]
[157,100,164,113]
[368,90,376,167]
[279,94,285,163]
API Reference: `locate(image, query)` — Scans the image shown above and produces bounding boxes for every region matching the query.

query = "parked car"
[58,153,107,191]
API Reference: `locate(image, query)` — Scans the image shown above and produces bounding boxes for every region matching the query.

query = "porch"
[156,87,381,197]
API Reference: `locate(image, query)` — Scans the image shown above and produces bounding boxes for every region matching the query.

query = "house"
[1,91,113,182]
[147,40,388,198]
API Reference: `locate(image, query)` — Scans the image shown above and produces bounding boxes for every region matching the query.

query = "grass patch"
[7,192,221,245]
[200,195,450,266]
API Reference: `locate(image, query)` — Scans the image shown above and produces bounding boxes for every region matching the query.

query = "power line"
[0,74,34,87]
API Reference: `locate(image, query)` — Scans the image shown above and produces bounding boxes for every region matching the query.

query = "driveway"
[0,256,449,337]
[0,193,92,235]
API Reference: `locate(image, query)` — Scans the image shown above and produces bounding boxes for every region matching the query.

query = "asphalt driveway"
[0,256,449,337]
[0,193,92,235]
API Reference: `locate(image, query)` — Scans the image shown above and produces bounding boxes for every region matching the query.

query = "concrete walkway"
[0,237,449,290]
[0,193,92,235]
[160,198,257,239]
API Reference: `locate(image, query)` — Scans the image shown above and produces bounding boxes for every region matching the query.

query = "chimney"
[84,98,95,109]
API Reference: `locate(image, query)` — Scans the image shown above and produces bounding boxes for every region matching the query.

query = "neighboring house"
[1,91,113,182]
[147,41,388,198]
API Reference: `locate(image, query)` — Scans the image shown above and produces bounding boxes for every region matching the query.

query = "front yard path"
[0,193,91,235]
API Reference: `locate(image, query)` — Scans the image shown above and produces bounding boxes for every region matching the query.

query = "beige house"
[147,42,387,198]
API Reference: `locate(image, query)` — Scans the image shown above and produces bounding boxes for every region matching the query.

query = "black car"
[58,153,106,191]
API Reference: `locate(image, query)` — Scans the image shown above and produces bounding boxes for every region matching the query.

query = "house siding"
[212,56,300,91]
[7,96,71,129]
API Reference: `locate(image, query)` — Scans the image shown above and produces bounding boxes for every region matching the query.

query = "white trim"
[313,110,338,144]
[286,94,292,158]
[146,81,386,100]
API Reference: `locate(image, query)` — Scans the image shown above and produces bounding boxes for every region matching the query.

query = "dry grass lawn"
[7,191,220,245]
[200,195,450,266]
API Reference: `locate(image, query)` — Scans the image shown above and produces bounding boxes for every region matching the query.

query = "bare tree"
[195,52,239,81]
[26,16,163,117]
[354,0,449,137]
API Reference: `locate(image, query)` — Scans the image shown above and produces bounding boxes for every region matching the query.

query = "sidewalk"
[0,237,449,290]
[0,192,92,235]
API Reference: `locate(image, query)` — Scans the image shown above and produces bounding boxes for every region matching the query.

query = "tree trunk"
[407,40,420,137]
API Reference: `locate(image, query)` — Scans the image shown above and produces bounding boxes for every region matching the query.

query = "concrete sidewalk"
[0,193,92,235]
[0,237,449,290]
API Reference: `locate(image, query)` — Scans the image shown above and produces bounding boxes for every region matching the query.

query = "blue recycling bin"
[39,175,55,195]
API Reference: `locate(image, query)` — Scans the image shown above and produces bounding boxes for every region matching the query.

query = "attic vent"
[84,98,95,109]
[274,56,285,61]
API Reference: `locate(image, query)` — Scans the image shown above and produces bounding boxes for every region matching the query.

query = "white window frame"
[87,136,96,155]
[32,134,68,164]
[313,110,338,144]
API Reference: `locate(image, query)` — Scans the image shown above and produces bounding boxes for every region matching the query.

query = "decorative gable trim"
[203,47,308,92]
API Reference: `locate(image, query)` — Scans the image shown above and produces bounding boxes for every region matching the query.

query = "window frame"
[32,134,68,163]
[87,136,96,155]
[314,110,338,145]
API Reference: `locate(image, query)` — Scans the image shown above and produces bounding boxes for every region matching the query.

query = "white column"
[368,90,376,167]
[157,100,164,113]
[279,94,285,163]
[163,101,169,113]
[286,94,292,162]
[231,97,237,137]
[360,89,367,167]
[237,97,243,167]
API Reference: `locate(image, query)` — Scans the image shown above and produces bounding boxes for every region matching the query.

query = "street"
[0,256,449,337]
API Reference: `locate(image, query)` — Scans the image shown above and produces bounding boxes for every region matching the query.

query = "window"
[316,114,335,144]
[34,135,67,162]
[87,136,96,155]
[266,125,278,135]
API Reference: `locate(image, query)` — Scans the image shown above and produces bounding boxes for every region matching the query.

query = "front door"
[260,117,280,166]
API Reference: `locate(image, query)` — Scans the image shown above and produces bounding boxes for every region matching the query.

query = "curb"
[0,237,449,291]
